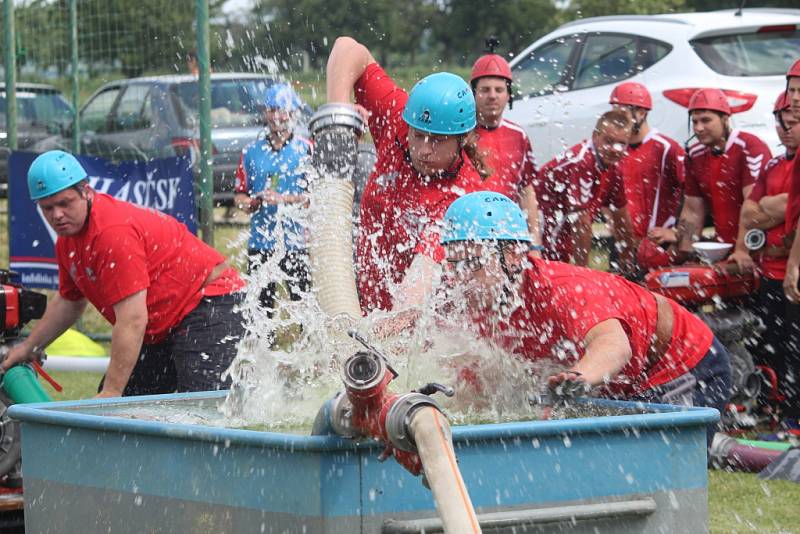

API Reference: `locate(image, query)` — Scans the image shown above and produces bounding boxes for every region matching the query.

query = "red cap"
[774,91,791,113]
[688,88,731,115]
[609,82,652,110]
[471,54,512,82]
[787,58,800,79]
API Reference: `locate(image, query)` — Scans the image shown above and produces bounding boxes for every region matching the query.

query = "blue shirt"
[237,135,311,252]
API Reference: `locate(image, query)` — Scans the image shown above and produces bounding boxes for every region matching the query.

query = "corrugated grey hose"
[308,104,366,323]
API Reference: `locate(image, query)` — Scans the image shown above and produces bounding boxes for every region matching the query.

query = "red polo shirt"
[786,155,800,235]
[475,119,536,203]
[535,140,627,262]
[618,130,684,238]
[354,63,483,312]
[57,193,244,343]
[749,154,794,280]
[474,259,713,397]
[685,129,771,245]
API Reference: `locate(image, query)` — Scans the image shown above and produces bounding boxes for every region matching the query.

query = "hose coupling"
[744,229,766,251]
[309,103,365,181]
[384,393,443,452]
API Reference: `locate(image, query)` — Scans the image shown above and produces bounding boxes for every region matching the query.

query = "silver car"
[36,73,310,205]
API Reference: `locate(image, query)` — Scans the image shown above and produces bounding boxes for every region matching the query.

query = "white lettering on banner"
[91,175,183,211]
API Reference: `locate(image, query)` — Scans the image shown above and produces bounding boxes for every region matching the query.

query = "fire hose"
[308,106,481,533]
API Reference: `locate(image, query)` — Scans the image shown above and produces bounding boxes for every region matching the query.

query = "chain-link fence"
[1,0,216,340]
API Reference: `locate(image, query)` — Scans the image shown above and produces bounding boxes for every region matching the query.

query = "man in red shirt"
[440,191,731,444]
[470,48,541,247]
[739,91,799,430]
[671,88,771,267]
[607,82,685,271]
[326,36,488,313]
[3,151,245,397]
[784,59,800,303]
[535,110,637,270]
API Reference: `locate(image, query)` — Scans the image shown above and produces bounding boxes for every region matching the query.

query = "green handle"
[2,365,52,404]
[735,438,791,451]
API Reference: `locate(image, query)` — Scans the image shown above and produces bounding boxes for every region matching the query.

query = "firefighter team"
[8,34,800,438]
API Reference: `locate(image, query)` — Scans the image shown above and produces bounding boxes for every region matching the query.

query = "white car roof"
[557,8,800,38]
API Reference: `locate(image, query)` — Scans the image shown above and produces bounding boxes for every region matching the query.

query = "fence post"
[195,0,213,245]
[69,0,79,154]
[4,0,17,151]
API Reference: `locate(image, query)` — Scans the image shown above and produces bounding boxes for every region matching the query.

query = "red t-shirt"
[57,193,244,343]
[684,129,771,245]
[535,140,627,262]
[617,130,684,239]
[786,155,800,235]
[475,120,536,203]
[749,154,794,280]
[354,63,483,312]
[474,259,713,397]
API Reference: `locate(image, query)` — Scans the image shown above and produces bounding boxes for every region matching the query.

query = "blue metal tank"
[9,391,716,533]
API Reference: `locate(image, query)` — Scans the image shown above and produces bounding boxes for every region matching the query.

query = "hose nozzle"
[310,103,365,182]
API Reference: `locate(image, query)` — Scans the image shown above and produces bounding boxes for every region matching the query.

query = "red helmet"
[787,58,800,79]
[774,91,791,113]
[688,88,731,115]
[609,82,652,110]
[471,54,512,82]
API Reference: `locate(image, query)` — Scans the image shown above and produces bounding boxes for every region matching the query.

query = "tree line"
[1,0,797,79]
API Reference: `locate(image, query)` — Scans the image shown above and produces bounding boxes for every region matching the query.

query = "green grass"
[46,371,103,400]
[709,470,800,533]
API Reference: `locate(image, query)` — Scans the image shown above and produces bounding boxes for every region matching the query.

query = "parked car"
[506,8,800,164]
[0,83,73,196]
[34,73,311,205]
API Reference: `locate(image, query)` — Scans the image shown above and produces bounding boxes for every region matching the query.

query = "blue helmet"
[441,191,531,244]
[402,72,476,135]
[264,82,302,112]
[27,150,88,201]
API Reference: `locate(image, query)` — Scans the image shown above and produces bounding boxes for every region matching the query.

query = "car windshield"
[691,28,800,76]
[0,90,73,128]
[172,78,273,128]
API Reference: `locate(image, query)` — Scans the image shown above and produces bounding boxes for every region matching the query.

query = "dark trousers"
[107,293,245,396]
[754,277,800,419]
[635,337,732,445]
[247,248,310,316]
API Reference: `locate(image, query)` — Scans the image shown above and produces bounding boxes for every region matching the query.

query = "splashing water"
[216,162,576,432]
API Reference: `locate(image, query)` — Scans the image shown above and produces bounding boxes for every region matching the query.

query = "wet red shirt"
[475,259,713,397]
[618,130,684,238]
[57,193,244,343]
[685,130,771,245]
[749,154,794,280]
[354,63,483,312]
[475,120,536,203]
[535,140,627,262]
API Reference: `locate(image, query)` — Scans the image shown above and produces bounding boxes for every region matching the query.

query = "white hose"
[308,178,363,322]
[409,406,482,534]
[42,356,109,373]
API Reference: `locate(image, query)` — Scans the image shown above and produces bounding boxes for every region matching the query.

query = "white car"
[506,8,800,165]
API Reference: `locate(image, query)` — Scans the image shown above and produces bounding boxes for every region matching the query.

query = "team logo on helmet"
[419,110,432,124]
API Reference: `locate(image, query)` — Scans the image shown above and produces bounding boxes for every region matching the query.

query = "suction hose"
[308,104,365,322]
[407,406,481,533]
[711,433,783,472]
